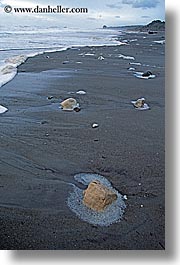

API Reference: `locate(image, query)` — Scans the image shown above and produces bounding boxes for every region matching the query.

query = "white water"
[0,26,122,88]
[118,54,135,60]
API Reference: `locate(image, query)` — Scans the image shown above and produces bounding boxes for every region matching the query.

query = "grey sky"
[0,0,165,29]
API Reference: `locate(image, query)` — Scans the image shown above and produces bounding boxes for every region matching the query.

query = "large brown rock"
[83,180,118,212]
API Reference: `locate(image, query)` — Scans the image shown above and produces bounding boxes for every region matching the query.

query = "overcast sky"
[0,0,165,29]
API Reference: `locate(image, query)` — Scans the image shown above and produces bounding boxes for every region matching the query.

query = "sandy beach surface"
[0,31,165,250]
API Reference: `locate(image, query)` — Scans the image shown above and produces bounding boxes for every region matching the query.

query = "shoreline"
[0,44,123,89]
[0,31,165,249]
[0,28,123,89]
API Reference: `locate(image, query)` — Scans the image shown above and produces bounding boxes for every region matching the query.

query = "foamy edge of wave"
[0,42,123,89]
[134,72,156,79]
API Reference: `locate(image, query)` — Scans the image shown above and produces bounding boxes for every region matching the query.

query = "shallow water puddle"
[67,173,126,227]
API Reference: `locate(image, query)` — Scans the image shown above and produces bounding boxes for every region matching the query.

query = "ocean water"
[0,26,121,88]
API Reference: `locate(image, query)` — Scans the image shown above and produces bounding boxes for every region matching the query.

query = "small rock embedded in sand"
[142,71,153,77]
[98,56,105,60]
[123,195,128,200]
[76,90,86,95]
[60,98,80,111]
[47,96,54,100]
[134,98,145,108]
[62,61,69,64]
[73,107,81,112]
[92,123,99,128]
[134,71,155,79]
[83,180,118,212]
[0,105,8,114]
[41,120,48,124]
[131,98,150,110]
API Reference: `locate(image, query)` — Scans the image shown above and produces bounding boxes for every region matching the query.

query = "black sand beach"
[0,31,165,249]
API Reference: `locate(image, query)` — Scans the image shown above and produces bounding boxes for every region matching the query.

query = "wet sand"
[0,31,165,249]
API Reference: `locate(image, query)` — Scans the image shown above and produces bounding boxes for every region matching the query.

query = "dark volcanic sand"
[0,31,165,250]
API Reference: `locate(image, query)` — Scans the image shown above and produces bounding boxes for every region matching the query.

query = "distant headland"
[103,20,165,32]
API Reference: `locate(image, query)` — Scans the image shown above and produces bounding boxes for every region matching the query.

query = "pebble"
[76,90,86,95]
[47,96,54,100]
[62,61,69,64]
[92,123,99,128]
[123,195,128,200]
[0,105,8,114]
[98,56,105,60]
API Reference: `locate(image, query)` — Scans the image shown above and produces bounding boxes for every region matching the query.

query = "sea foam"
[134,72,156,79]
[0,54,28,88]
[153,40,165,44]
[0,64,17,87]
[118,54,135,60]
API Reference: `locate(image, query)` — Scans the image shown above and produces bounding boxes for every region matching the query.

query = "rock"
[76,90,86,95]
[148,31,157,34]
[133,98,145,108]
[83,180,118,212]
[60,98,80,111]
[92,123,99,128]
[123,195,128,200]
[74,107,81,112]
[142,71,153,77]
[41,120,48,124]
[98,56,105,60]
[134,71,155,79]
[131,98,150,110]
[0,105,8,114]
[62,61,69,64]
[47,96,54,100]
